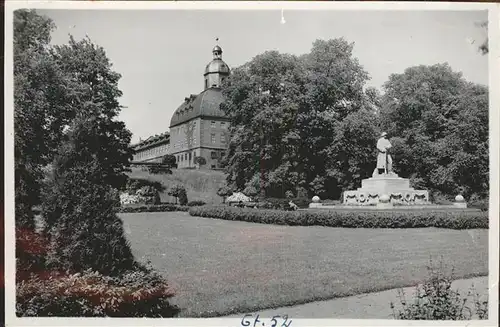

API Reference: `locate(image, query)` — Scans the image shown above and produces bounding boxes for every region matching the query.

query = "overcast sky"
[39,9,488,143]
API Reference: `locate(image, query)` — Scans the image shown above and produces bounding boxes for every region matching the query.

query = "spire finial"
[216,37,219,44]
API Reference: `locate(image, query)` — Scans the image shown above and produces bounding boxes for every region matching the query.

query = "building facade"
[169,45,231,169]
[131,44,231,169]
[131,132,170,163]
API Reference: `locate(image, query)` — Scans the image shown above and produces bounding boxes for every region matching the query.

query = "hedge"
[188,206,489,230]
[118,204,189,213]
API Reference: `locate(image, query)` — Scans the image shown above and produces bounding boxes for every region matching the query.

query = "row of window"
[172,121,228,135]
[173,137,196,149]
[172,132,226,149]
[210,132,226,144]
[176,150,226,164]
[134,144,169,160]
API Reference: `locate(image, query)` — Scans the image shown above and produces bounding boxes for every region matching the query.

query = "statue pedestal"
[343,173,429,206]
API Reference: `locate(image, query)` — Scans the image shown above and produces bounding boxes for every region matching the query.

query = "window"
[211,133,216,144]
[205,79,208,89]
[221,151,226,158]
[211,121,216,128]
[221,133,226,144]
[211,165,216,169]
[211,151,217,159]
[189,152,192,161]
[185,153,188,160]
[221,122,226,128]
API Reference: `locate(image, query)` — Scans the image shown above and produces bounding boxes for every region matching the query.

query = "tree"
[14,10,133,229]
[168,185,187,205]
[380,63,488,199]
[42,115,136,275]
[14,10,60,229]
[216,185,233,203]
[221,38,371,199]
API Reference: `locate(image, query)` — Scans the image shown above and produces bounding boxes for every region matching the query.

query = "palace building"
[131,44,231,169]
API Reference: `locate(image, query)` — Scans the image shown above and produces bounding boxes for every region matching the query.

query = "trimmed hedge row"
[188,206,489,229]
[118,204,189,213]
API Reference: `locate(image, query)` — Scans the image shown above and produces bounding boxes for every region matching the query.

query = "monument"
[308,132,471,210]
[342,132,429,206]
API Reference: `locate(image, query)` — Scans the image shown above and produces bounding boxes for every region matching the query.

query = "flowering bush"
[188,206,488,229]
[16,268,179,317]
[390,261,488,320]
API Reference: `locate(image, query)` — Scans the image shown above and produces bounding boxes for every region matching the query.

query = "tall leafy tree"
[221,39,375,199]
[380,63,488,199]
[14,10,62,229]
[42,37,133,233]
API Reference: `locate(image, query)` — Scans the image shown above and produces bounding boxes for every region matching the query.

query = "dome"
[213,45,222,53]
[169,88,226,128]
[204,59,230,75]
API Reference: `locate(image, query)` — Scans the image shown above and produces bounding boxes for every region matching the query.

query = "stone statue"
[373,132,393,176]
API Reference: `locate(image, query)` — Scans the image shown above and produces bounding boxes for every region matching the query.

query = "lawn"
[120,212,488,318]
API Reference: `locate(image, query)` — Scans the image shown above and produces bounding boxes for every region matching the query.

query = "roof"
[169,88,227,127]
[131,132,170,151]
[204,58,230,75]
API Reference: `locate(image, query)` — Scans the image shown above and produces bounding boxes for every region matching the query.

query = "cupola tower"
[204,42,230,90]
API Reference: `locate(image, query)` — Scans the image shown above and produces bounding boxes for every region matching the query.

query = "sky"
[39,9,489,144]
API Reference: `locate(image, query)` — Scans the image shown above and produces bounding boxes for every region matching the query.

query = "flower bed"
[188,206,488,229]
[16,269,180,317]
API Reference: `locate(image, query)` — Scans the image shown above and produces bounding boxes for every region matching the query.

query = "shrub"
[126,178,165,194]
[118,204,189,213]
[16,229,180,317]
[147,164,173,175]
[168,185,188,205]
[16,267,180,317]
[187,200,206,207]
[390,260,488,320]
[469,194,489,212]
[178,189,188,206]
[188,206,488,230]
[135,186,161,205]
[216,185,233,203]
[42,159,136,276]
[193,156,206,167]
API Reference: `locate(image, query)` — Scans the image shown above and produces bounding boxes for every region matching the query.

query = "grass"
[127,167,227,204]
[120,212,488,318]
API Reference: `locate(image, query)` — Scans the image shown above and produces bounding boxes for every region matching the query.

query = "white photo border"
[4,1,499,327]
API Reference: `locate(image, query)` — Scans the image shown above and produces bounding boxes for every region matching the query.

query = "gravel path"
[225,277,488,319]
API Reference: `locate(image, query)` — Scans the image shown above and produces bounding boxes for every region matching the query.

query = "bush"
[187,200,206,207]
[16,229,180,317]
[16,267,180,317]
[147,164,173,175]
[118,204,189,213]
[126,178,165,194]
[390,260,488,320]
[188,206,488,229]
[168,185,188,205]
[468,195,489,212]
[135,186,161,205]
